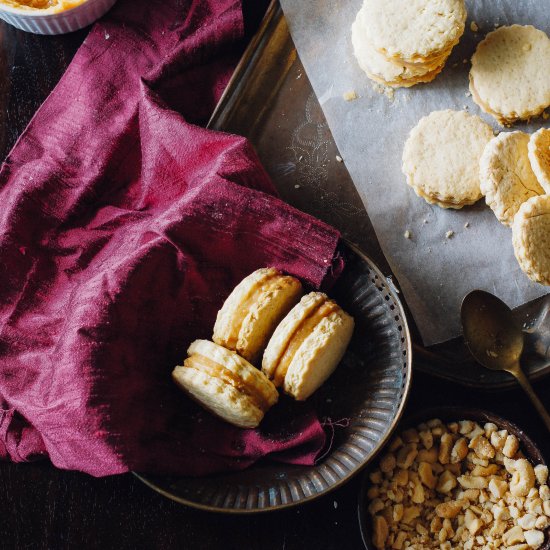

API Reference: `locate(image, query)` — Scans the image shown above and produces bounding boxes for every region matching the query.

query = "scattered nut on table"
[366,419,549,549]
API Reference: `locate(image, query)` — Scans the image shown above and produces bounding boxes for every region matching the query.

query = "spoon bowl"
[461,290,550,431]
[461,290,524,372]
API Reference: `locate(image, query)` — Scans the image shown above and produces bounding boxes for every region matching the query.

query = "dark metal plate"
[134,242,412,512]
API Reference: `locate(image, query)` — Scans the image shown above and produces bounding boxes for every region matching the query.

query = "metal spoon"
[461,290,550,431]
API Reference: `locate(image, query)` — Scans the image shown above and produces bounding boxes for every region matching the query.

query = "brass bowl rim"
[133,240,413,513]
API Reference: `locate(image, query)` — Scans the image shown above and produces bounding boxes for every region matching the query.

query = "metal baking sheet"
[209,1,550,388]
[279,0,550,347]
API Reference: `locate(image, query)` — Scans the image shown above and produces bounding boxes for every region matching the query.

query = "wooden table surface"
[0,4,549,549]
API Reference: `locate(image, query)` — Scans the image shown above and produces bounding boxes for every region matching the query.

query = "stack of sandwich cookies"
[262,293,354,401]
[352,0,466,88]
[528,128,550,193]
[173,269,355,427]
[213,268,302,365]
[172,340,279,429]
[479,132,544,227]
[402,110,493,209]
[470,25,550,125]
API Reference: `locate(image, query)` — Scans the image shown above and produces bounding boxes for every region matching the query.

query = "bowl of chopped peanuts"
[358,408,549,550]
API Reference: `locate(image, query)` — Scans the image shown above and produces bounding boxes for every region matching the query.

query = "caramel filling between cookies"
[272,301,340,387]
[225,272,283,349]
[184,354,270,412]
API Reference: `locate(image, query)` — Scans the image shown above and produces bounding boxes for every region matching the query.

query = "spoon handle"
[513,367,550,432]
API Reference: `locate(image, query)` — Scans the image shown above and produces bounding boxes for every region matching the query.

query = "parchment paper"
[279,0,550,346]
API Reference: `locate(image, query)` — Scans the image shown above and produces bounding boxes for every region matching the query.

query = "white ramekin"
[0,0,117,34]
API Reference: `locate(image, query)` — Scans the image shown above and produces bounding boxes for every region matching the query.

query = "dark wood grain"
[0,3,549,550]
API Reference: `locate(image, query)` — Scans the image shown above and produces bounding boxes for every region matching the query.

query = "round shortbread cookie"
[513,195,550,285]
[402,110,494,207]
[352,7,437,87]
[470,25,550,124]
[360,0,466,63]
[479,132,544,227]
[528,128,550,193]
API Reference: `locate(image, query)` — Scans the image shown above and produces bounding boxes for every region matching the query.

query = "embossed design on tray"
[284,93,363,224]
[134,242,412,512]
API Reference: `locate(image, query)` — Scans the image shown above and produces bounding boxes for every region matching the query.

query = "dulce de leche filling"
[272,300,340,386]
[184,354,270,412]
[225,271,282,348]
[1,0,86,11]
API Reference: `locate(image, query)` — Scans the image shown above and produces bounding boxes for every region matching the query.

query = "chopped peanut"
[380,453,396,473]
[418,447,438,464]
[372,515,388,549]
[502,525,525,545]
[439,433,453,465]
[396,444,418,469]
[469,435,496,459]
[503,434,520,458]
[418,462,437,490]
[488,478,508,499]
[437,470,457,494]
[451,437,469,464]
[436,500,464,519]
[365,419,549,550]
[534,464,548,486]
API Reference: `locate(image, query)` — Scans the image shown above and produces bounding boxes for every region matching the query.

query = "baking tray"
[209,0,550,389]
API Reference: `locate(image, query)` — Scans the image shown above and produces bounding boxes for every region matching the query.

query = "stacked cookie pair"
[479,129,550,286]
[470,25,550,126]
[352,0,466,88]
[172,268,354,428]
[402,109,494,209]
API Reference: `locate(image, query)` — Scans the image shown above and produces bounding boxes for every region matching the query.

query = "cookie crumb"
[294,184,300,189]
[465,91,471,97]
[452,62,459,68]
[336,155,343,163]
[494,22,499,28]
[445,230,454,239]
[343,90,358,101]
[470,21,479,32]
[404,230,412,239]
[462,58,468,64]
[370,82,394,100]
[523,43,532,52]
[543,111,550,120]
[464,222,470,228]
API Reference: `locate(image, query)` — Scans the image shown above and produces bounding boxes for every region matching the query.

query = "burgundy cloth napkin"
[0,0,342,476]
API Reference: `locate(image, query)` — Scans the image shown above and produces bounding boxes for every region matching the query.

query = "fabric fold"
[0,0,342,477]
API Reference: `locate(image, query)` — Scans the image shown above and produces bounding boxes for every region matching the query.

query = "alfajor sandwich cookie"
[172,339,279,429]
[262,292,354,401]
[213,268,302,365]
